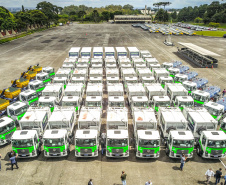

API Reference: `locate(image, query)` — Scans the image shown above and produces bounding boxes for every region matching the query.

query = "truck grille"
[211,150,222,156]
[80,149,92,154]
[143,149,154,155]
[176,150,189,155]
[17,149,30,157]
[112,149,124,156]
[49,148,61,156]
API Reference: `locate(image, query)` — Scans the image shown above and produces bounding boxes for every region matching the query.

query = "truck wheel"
[196,147,201,156]
[166,148,169,156]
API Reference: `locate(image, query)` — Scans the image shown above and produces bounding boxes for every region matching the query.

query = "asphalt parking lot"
[0,24,226,185]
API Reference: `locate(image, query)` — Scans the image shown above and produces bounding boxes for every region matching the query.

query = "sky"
[1,0,216,9]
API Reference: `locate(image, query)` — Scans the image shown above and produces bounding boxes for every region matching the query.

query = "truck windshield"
[37,75,49,81]
[53,80,66,85]
[39,102,54,108]
[0,121,15,135]
[161,80,173,85]
[76,139,96,147]
[69,52,78,57]
[207,140,226,148]
[109,101,124,107]
[43,68,54,74]
[87,101,101,107]
[14,105,28,116]
[172,139,194,148]
[62,101,78,107]
[107,139,128,147]
[204,106,222,116]
[178,101,194,107]
[184,84,196,91]
[44,138,64,147]
[30,83,45,90]
[133,102,148,107]
[139,139,159,148]
[12,139,33,148]
[192,94,207,102]
[155,101,171,107]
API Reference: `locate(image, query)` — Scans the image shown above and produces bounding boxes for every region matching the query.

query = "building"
[114,15,152,23]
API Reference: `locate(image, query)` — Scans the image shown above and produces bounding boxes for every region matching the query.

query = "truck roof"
[20,89,36,96]
[108,96,124,101]
[77,58,89,62]
[170,131,194,140]
[0,116,14,127]
[127,47,139,52]
[133,58,144,62]
[42,66,53,71]
[64,58,76,62]
[166,83,188,93]
[39,96,56,102]
[91,58,103,62]
[153,68,169,74]
[119,58,130,63]
[93,47,103,52]
[140,50,150,55]
[203,131,226,140]
[29,80,43,85]
[159,76,173,81]
[12,130,37,140]
[106,76,120,81]
[153,96,170,101]
[146,58,158,62]
[62,96,79,102]
[132,96,148,102]
[127,85,145,92]
[175,74,188,78]
[183,81,197,87]
[73,69,87,74]
[150,64,161,67]
[175,96,194,102]
[105,58,116,62]
[107,108,128,122]
[53,77,67,81]
[49,108,74,122]
[78,108,101,122]
[115,47,127,53]
[146,83,165,92]
[142,76,155,80]
[192,90,210,96]
[108,85,124,92]
[162,62,173,66]
[105,47,115,52]
[43,129,67,138]
[36,72,48,77]
[71,76,85,81]
[134,109,156,123]
[137,130,160,140]
[7,101,27,109]
[89,68,103,74]
[19,107,49,122]
[204,102,224,111]
[69,47,81,53]
[187,108,217,124]
[160,107,187,123]
[86,96,102,101]
[90,76,102,81]
[86,84,103,92]
[169,67,180,72]
[107,130,128,139]
[75,129,98,138]
[81,47,92,52]
[137,68,152,74]
[106,68,119,74]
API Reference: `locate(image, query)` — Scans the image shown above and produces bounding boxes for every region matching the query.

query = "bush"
[209,22,220,28]
[194,17,203,23]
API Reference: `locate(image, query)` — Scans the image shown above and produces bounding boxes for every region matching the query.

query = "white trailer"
[182,81,197,94]
[105,58,116,65]
[168,67,180,77]
[64,58,77,66]
[93,47,103,58]
[69,47,80,59]
[41,84,64,104]
[137,68,153,80]
[126,83,146,103]
[80,47,92,58]
[105,47,115,58]
[86,83,103,97]
[153,68,169,81]
[73,68,88,79]
[150,64,161,72]
[64,83,84,101]
[89,68,103,77]
[127,47,140,58]
[158,107,188,138]
[106,68,119,78]
[107,83,124,97]
[115,47,127,59]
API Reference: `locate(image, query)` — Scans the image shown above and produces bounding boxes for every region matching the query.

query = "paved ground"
[0,24,226,185]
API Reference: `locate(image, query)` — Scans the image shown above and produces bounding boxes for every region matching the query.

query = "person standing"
[215,168,222,184]
[180,153,187,171]
[88,179,93,185]
[145,180,152,185]
[224,174,226,185]
[9,154,19,170]
[120,171,127,185]
[223,89,226,97]
[101,138,106,155]
[101,130,106,141]
[205,168,214,184]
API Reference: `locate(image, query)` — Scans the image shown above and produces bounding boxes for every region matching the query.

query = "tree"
[101,11,110,21]
[155,8,165,22]
[194,17,203,23]
[163,10,169,22]
[92,10,99,22]
[22,5,25,12]
[171,11,177,19]
[123,4,134,10]
[77,11,86,22]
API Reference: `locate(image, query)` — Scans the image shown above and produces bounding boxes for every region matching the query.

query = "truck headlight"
[125,150,129,154]
[44,150,47,155]
[94,150,98,155]
[107,150,110,155]
[32,150,36,156]
[157,151,160,157]
[63,149,66,154]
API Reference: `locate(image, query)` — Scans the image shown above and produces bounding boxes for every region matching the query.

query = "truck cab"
[158,107,188,138]
[0,117,16,145]
[107,83,124,97]
[73,68,88,80]
[165,83,188,101]
[38,96,56,112]
[86,83,103,97]
[108,96,125,107]
[105,47,115,58]
[191,90,210,106]
[61,96,80,114]
[55,68,72,81]
[182,81,197,94]
[159,76,173,88]
[152,96,171,112]
[28,80,46,96]
[153,68,169,82]
[126,84,146,104]
[145,83,166,104]
[69,47,80,59]
[106,108,129,157]
[19,89,38,106]
[11,130,41,158]
[141,76,155,84]
[204,102,224,121]
[41,84,64,104]
[145,58,158,68]
[166,131,194,158]
[42,67,55,79]
[7,102,28,123]
[36,72,51,85]
[149,64,161,72]
[174,74,188,83]
[89,68,103,78]
[106,68,119,78]
[105,58,116,65]
[43,129,71,157]
[64,58,77,67]
[183,107,218,139]
[75,107,102,157]
[174,96,194,110]
[136,68,152,80]
[168,67,180,78]
[64,83,84,100]
[127,47,140,59]
[19,107,51,135]
[220,118,226,133]
[196,131,226,159]
[62,63,75,73]
[53,77,67,89]
[130,96,149,111]
[71,76,86,84]
[161,62,173,70]
[85,96,102,109]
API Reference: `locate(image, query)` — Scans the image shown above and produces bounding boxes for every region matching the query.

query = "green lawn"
[195,30,226,37]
